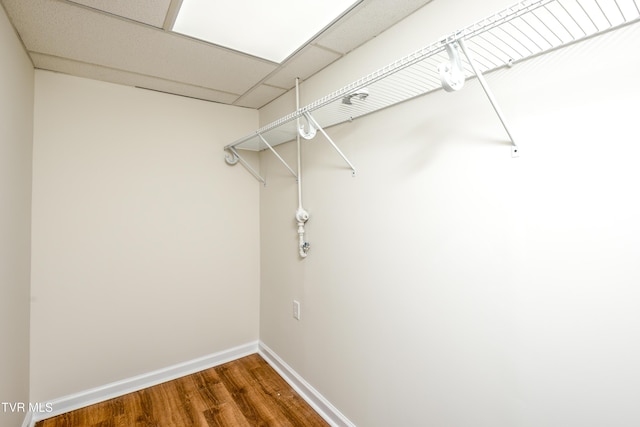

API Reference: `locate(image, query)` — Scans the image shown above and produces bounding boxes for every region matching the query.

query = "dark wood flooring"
[35,353,330,427]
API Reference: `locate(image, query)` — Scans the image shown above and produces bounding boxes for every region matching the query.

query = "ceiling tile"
[32,53,240,104]
[1,0,435,109]
[4,0,277,94]
[234,85,287,109]
[66,0,172,27]
[265,45,342,90]
[315,0,433,54]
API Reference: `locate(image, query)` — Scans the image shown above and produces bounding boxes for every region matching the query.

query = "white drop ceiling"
[1,0,433,109]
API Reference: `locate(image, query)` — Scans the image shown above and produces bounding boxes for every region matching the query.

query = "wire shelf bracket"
[258,133,298,178]
[224,0,640,178]
[456,36,520,157]
[300,111,357,177]
[225,131,299,185]
[225,146,266,185]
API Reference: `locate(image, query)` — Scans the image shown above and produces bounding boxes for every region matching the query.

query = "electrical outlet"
[293,300,301,320]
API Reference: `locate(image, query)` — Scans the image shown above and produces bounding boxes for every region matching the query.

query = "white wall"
[259,1,640,426]
[0,5,33,427]
[31,71,260,401]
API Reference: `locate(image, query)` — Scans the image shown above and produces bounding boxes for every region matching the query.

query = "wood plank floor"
[35,354,330,427]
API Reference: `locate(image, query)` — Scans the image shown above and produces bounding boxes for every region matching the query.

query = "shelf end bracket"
[225,146,266,185]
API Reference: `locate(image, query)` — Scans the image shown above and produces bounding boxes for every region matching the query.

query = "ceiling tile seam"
[133,85,252,107]
[59,0,166,29]
[234,51,351,109]
[231,78,289,108]
[163,0,183,30]
[29,50,243,98]
[230,43,322,108]
[262,82,289,90]
[310,43,346,57]
[167,31,279,66]
[231,79,289,109]
[255,0,367,67]
[231,1,373,108]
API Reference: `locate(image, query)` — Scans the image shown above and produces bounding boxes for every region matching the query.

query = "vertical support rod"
[458,38,520,157]
[296,79,303,209]
[296,78,310,258]
[303,111,357,175]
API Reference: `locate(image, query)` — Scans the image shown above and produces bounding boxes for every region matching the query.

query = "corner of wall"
[0,3,34,427]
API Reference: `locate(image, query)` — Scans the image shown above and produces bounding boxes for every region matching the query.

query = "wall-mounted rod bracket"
[438,35,465,92]
[258,133,298,178]
[225,146,266,185]
[302,111,357,176]
[457,37,520,157]
[298,114,317,140]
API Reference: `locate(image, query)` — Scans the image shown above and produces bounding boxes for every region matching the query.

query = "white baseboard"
[20,411,34,427]
[25,340,259,426]
[258,342,356,427]
[24,340,355,427]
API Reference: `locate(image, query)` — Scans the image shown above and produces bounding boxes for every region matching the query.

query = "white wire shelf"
[225,0,640,153]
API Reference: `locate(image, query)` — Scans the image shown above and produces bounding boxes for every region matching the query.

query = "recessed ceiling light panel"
[173,0,358,63]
